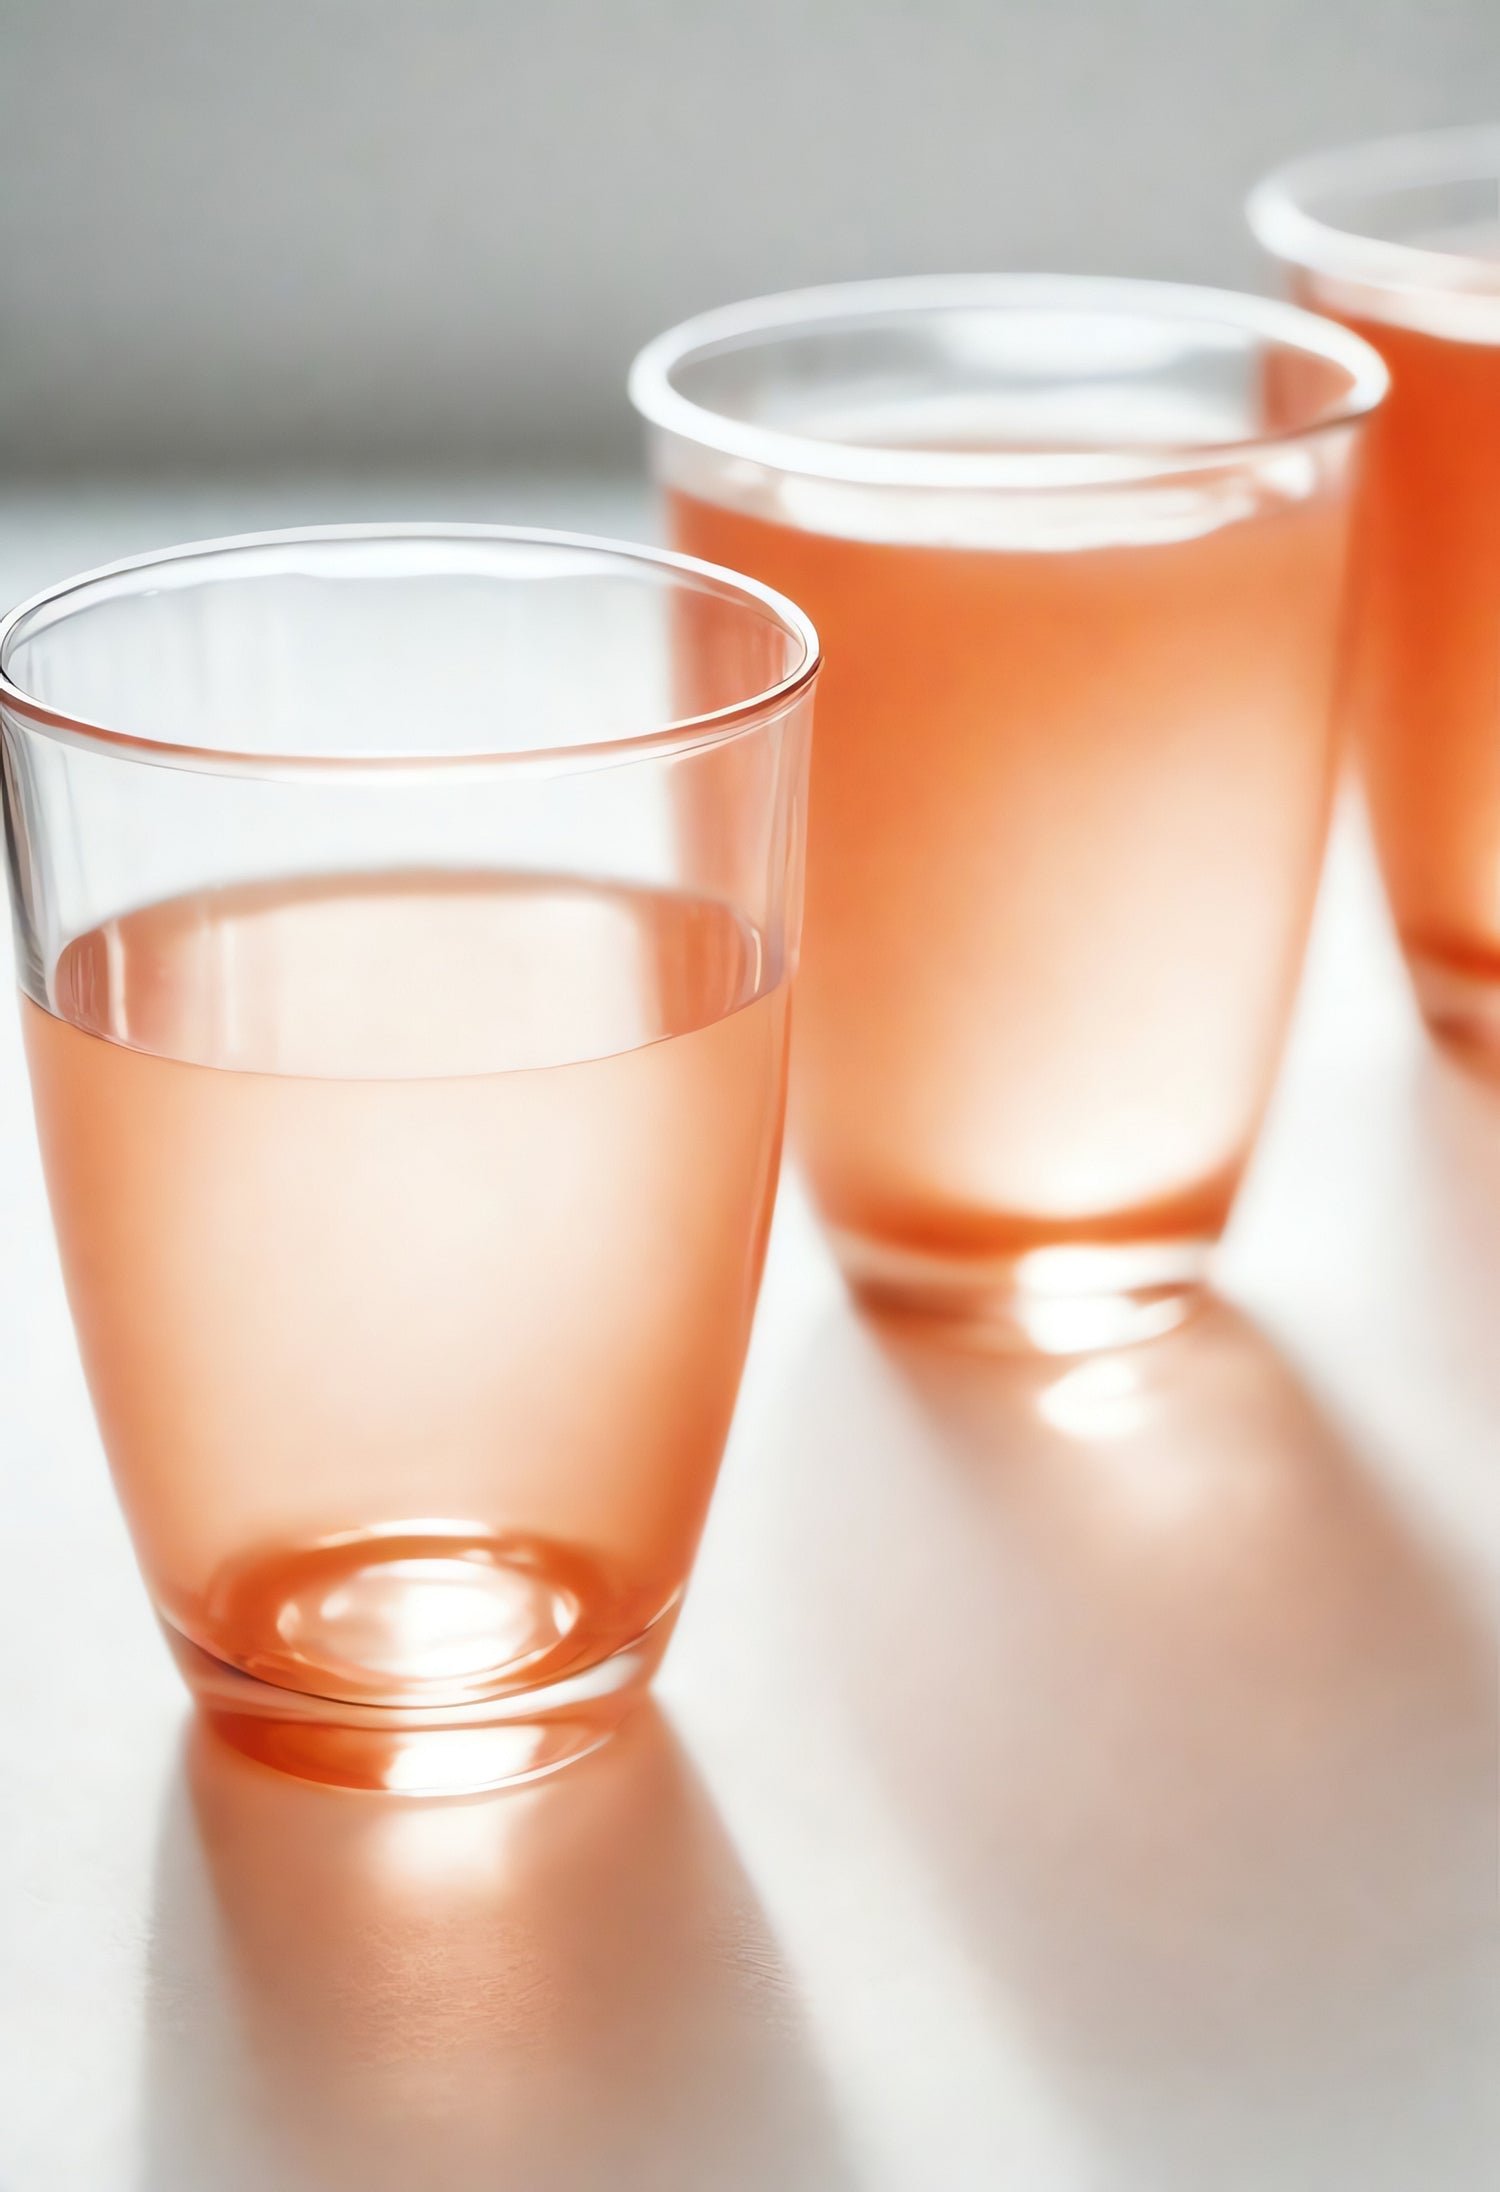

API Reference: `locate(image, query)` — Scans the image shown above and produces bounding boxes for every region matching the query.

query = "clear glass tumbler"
[0,525,816,1792]
[632,277,1385,1350]
[1249,127,1500,1065]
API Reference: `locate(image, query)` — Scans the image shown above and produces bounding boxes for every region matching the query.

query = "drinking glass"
[632,277,1385,1350]
[1249,127,1500,1064]
[0,525,816,1792]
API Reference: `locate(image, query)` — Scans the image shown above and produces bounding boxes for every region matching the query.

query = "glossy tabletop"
[0,483,1495,2192]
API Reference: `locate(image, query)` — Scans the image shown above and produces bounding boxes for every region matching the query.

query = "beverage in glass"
[1250,126,1500,1063]
[0,526,816,1789]
[633,279,1384,1348]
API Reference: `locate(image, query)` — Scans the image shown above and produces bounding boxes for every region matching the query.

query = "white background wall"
[0,0,1495,473]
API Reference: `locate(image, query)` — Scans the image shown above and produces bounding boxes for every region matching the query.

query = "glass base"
[162,1608,675,1796]
[1409,950,1500,1080]
[833,1229,1213,1354]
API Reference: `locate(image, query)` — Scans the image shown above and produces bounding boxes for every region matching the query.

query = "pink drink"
[636,278,1380,1345]
[24,871,787,1785]
[1293,295,1500,1048]
[672,480,1351,1317]
[1249,128,1500,1059]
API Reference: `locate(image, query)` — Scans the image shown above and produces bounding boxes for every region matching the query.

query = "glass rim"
[1247,122,1500,296]
[0,521,821,777]
[628,272,1389,490]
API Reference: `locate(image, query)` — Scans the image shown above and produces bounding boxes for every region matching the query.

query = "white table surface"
[0,481,1494,2192]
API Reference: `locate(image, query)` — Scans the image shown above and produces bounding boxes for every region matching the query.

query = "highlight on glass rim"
[0,9,1492,2190]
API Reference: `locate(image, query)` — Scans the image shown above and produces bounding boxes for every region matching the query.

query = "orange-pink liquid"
[24,873,787,1730]
[671,487,1349,1295]
[1294,285,1500,1038]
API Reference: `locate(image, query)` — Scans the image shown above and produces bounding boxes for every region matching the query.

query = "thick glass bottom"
[159,1530,678,1793]
[833,1228,1214,1354]
[1409,949,1500,1080]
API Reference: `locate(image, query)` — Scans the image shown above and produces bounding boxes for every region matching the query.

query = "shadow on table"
[139,1703,852,2192]
[771,1294,1498,2192]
